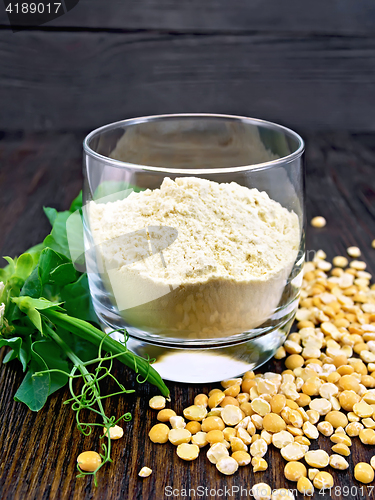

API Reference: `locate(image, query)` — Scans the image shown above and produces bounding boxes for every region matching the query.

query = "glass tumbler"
[82,114,305,383]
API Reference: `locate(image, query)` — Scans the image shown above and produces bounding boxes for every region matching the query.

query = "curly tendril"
[33,334,145,486]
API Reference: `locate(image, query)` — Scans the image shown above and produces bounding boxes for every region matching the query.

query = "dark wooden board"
[1,0,375,34]
[1,31,375,132]
[0,131,375,500]
[0,132,84,260]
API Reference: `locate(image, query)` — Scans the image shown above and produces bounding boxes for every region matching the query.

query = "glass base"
[106,316,294,383]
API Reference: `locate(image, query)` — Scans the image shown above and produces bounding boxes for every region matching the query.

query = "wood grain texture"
[1,0,375,34]
[0,132,84,262]
[0,132,375,500]
[0,31,375,131]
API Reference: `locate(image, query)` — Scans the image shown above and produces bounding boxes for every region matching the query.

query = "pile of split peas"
[145,239,375,498]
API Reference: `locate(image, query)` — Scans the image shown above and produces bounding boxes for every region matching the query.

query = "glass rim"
[83,113,305,174]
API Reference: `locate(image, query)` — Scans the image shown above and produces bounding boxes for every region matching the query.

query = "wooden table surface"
[0,131,375,500]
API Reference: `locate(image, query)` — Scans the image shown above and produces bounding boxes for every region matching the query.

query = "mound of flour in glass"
[89,177,300,339]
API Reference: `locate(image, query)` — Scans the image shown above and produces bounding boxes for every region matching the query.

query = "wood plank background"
[1,2,375,499]
[1,0,375,33]
[0,130,375,500]
[0,0,375,132]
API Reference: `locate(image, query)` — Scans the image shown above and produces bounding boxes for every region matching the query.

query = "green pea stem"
[44,324,108,422]
[43,308,169,398]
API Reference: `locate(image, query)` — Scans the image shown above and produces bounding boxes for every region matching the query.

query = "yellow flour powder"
[89,177,300,339]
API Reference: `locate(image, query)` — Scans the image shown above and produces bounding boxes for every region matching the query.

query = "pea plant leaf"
[32,338,70,395]
[25,243,45,266]
[69,191,83,212]
[2,256,16,278]
[61,274,97,323]
[44,198,85,271]
[6,253,34,295]
[0,265,10,283]
[49,262,79,286]
[43,206,58,226]
[2,253,37,321]
[11,296,63,333]
[14,253,35,281]
[65,209,85,272]
[21,267,42,298]
[20,248,78,299]
[38,248,69,285]
[43,211,71,259]
[14,347,50,411]
[1,336,21,363]
[0,336,32,371]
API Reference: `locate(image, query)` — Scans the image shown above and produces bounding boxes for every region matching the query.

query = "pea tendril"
[34,326,149,486]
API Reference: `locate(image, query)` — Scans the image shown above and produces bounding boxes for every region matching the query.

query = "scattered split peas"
[313,471,334,489]
[177,443,200,461]
[138,466,152,478]
[284,461,306,481]
[325,411,348,428]
[145,250,375,491]
[194,394,208,407]
[149,423,169,443]
[77,451,102,472]
[330,454,349,470]
[311,216,326,228]
[104,425,124,440]
[201,416,225,432]
[252,457,268,472]
[347,246,361,258]
[157,409,176,422]
[354,463,375,483]
[149,396,166,410]
[262,413,286,433]
[206,430,224,444]
[232,450,251,466]
[185,421,201,434]
[297,476,314,496]
[216,456,238,475]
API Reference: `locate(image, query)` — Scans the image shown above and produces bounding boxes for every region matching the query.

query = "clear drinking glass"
[82,114,305,383]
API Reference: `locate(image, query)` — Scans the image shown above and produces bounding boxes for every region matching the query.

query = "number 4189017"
[319,486,374,497]
[6,3,62,14]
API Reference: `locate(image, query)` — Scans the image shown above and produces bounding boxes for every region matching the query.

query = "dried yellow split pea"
[354,463,374,484]
[216,456,239,475]
[139,466,152,478]
[311,216,326,228]
[177,443,200,461]
[149,396,166,410]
